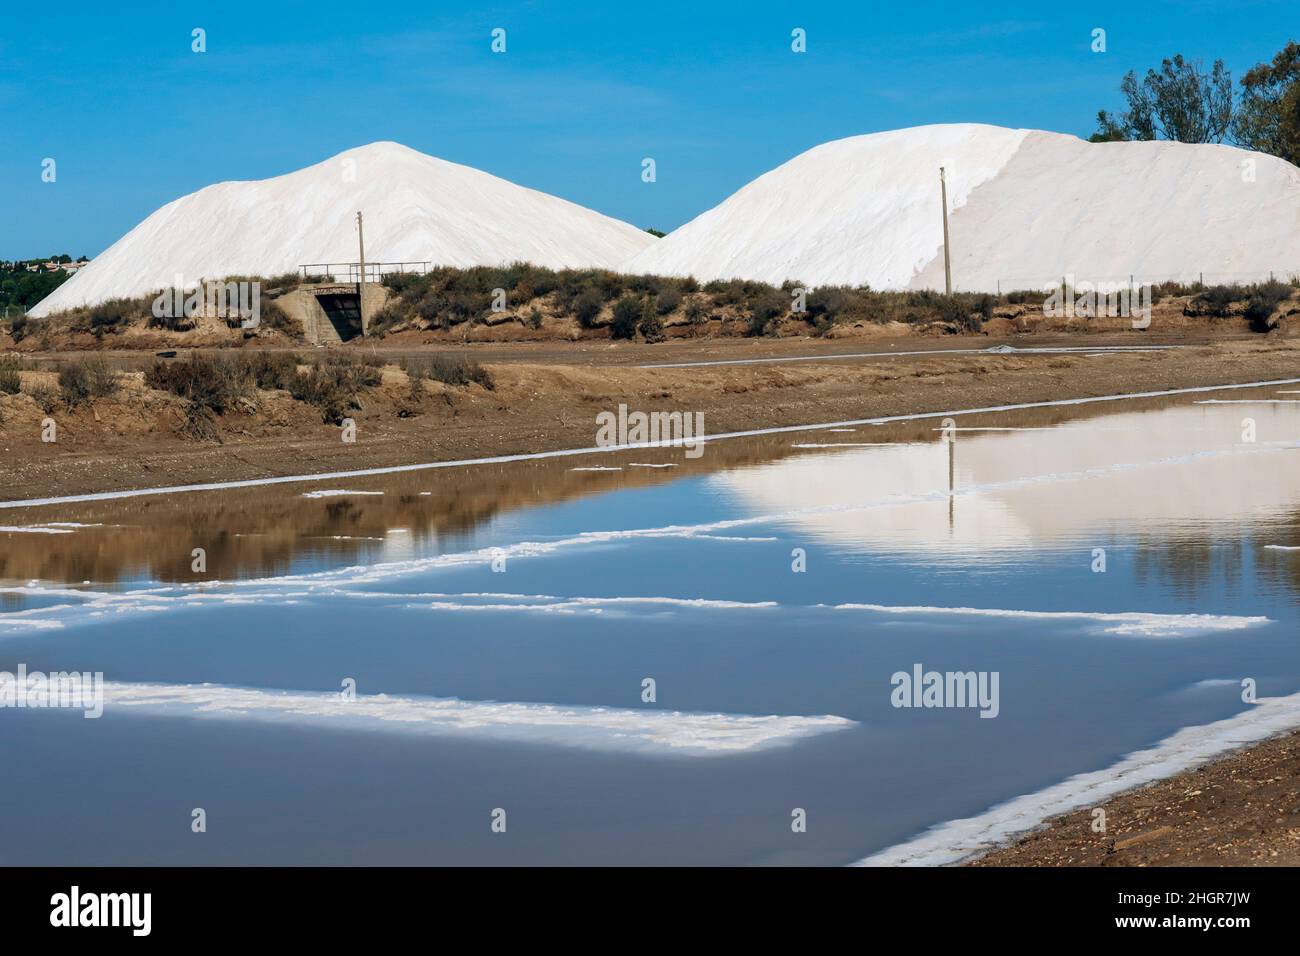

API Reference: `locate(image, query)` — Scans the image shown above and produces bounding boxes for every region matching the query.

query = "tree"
[1092,55,1233,144]
[1088,110,1130,143]
[1233,40,1300,166]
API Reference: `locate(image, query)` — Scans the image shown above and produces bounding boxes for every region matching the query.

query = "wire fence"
[988,269,1298,295]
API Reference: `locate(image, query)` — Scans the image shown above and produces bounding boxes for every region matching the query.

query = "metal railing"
[298,262,431,284]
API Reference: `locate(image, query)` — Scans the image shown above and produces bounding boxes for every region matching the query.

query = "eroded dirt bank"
[970,730,1300,866]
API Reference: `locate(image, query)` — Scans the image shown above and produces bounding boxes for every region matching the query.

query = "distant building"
[14,258,89,274]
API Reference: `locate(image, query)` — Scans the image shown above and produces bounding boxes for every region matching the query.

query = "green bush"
[610,296,642,339]
[685,299,709,328]
[1193,284,1243,317]
[746,290,788,336]
[382,272,424,295]
[1244,280,1292,330]
[934,294,991,333]
[806,286,852,323]
[638,300,666,343]
[654,286,681,315]
[367,302,410,337]
[573,288,605,329]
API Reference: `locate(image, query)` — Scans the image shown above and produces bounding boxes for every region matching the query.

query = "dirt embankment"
[2,336,1298,502]
[970,730,1300,866]
[11,276,1300,352]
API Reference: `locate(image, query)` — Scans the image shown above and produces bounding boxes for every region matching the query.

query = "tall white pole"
[356,211,366,335]
[939,167,952,295]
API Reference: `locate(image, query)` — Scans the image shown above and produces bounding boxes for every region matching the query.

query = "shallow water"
[1,384,1298,865]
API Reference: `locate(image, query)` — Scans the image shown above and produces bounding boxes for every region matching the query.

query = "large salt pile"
[623,123,1300,292]
[31,142,656,317]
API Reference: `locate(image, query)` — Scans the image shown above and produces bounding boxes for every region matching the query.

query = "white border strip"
[98,681,856,756]
[638,344,1183,370]
[855,691,1300,866]
[4,377,1298,510]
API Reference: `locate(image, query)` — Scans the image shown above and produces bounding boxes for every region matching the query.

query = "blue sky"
[2,0,1293,259]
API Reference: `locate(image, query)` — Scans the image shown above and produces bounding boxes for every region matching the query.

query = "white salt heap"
[623,123,1300,292]
[30,141,656,316]
[33,125,1300,314]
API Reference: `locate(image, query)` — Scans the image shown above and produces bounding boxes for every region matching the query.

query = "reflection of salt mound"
[623,123,1300,291]
[713,403,1300,554]
[31,141,656,316]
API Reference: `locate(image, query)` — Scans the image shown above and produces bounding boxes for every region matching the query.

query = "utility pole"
[939,167,952,295]
[356,211,367,336]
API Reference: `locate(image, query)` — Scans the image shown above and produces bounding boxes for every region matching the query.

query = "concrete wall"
[275,284,390,344]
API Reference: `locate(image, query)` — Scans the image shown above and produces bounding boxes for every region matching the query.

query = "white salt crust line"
[791,442,922,448]
[0,576,1268,638]
[301,489,385,498]
[854,690,1300,867]
[98,681,855,756]
[4,377,1297,512]
[404,596,779,615]
[637,344,1185,370]
[829,603,1268,637]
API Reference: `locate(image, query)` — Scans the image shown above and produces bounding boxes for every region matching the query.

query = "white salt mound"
[30,141,656,317]
[622,123,1300,292]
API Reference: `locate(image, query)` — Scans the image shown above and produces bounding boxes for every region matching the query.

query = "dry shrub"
[58,356,118,405]
[412,354,495,390]
[289,355,383,423]
[144,354,251,414]
[0,356,21,395]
